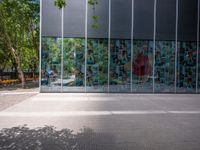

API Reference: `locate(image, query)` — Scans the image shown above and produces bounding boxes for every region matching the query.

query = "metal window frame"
[61,7,64,92]
[131,0,134,92]
[107,0,111,93]
[39,0,42,92]
[175,0,179,93]
[85,0,88,93]
[153,0,157,93]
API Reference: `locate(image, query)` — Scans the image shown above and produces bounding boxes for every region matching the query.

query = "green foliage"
[0,0,40,73]
[92,15,100,29]
[54,0,66,9]
[88,0,100,30]
[88,0,98,5]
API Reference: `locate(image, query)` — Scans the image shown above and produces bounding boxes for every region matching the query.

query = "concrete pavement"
[0,93,200,149]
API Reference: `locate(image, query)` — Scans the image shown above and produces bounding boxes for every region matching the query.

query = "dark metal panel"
[178,0,198,41]
[134,0,154,40]
[64,0,86,37]
[42,0,62,37]
[156,0,176,40]
[87,0,109,38]
[111,0,132,39]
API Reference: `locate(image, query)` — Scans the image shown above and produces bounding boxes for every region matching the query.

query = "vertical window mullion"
[153,0,157,93]
[39,0,42,92]
[85,0,88,93]
[61,7,64,92]
[131,0,134,92]
[175,0,179,93]
[108,0,111,93]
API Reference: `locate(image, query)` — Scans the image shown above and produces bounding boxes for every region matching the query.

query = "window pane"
[155,41,175,92]
[177,0,198,93]
[132,0,154,92]
[177,42,197,92]
[87,39,108,92]
[110,0,132,92]
[63,38,85,92]
[132,40,153,92]
[110,40,131,92]
[64,0,85,37]
[87,0,109,92]
[41,0,62,92]
[155,0,176,92]
[41,37,62,92]
[42,0,61,37]
[63,0,86,92]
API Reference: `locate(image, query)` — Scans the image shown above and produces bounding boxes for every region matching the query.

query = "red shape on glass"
[133,52,152,76]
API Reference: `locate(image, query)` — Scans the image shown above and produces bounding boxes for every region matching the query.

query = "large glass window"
[41,0,62,92]
[132,40,153,92]
[87,0,109,92]
[177,0,198,93]
[110,0,132,92]
[155,0,176,92]
[41,0,199,93]
[41,37,62,92]
[132,0,154,92]
[87,39,108,92]
[110,39,131,92]
[63,0,86,92]
[63,38,85,92]
[177,42,197,92]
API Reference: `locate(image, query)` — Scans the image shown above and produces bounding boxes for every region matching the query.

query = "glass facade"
[177,0,198,93]
[86,39,108,92]
[110,39,131,92]
[41,0,200,93]
[63,38,85,92]
[155,0,176,92]
[132,40,153,92]
[154,41,175,92]
[41,37,62,92]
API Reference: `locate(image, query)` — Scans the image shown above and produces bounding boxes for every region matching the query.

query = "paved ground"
[0,88,38,111]
[0,93,200,150]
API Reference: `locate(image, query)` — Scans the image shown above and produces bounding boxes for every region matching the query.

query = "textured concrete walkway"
[0,93,200,150]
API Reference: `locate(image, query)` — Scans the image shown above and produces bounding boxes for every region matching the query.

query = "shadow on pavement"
[0,125,121,150]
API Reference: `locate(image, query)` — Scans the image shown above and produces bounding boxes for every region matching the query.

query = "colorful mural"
[110,39,131,92]
[132,40,153,92]
[177,42,197,92]
[86,39,108,92]
[155,41,175,92]
[41,38,199,93]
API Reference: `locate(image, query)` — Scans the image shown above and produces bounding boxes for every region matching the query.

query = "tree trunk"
[0,10,26,88]
[10,47,25,88]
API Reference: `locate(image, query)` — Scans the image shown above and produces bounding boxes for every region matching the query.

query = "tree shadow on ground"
[0,125,121,150]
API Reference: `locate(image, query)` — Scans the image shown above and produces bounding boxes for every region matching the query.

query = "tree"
[0,0,39,87]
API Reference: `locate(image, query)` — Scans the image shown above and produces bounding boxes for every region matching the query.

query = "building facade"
[40,0,200,93]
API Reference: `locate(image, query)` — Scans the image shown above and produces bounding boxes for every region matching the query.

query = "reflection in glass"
[132,40,153,92]
[41,37,61,92]
[110,39,131,92]
[177,42,197,92]
[155,41,175,92]
[199,43,200,93]
[63,38,85,92]
[86,39,108,92]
